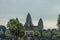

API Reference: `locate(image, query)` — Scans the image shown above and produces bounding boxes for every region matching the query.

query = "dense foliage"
[57,14,60,31]
[7,18,25,40]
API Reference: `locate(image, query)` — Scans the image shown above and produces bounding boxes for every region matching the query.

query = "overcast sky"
[0,0,60,29]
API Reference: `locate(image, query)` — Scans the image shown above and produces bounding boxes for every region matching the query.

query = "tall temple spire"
[38,18,43,30]
[26,12,32,23]
[24,12,33,30]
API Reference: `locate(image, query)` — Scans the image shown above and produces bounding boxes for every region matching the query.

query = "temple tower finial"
[38,18,43,30]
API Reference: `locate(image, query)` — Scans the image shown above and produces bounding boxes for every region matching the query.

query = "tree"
[33,28,41,40]
[52,35,57,40]
[0,30,3,37]
[57,14,60,31]
[54,32,60,37]
[46,31,51,39]
[33,28,41,37]
[7,19,17,35]
[5,29,11,37]
[16,23,25,40]
[0,30,4,40]
[42,31,46,38]
[7,18,25,40]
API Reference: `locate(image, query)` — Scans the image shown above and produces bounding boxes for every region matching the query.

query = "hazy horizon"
[0,0,60,29]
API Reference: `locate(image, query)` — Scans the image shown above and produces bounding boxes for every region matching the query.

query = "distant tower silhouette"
[38,18,43,31]
[24,12,33,30]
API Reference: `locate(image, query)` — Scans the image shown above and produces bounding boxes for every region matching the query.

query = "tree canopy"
[7,18,25,40]
[57,14,60,31]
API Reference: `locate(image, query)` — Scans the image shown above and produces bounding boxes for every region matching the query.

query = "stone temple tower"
[24,12,33,30]
[38,18,43,31]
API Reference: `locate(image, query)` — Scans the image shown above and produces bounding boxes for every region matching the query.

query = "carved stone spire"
[26,12,32,24]
[38,18,43,30]
[24,12,33,30]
